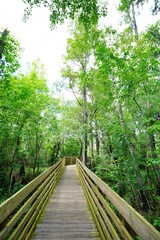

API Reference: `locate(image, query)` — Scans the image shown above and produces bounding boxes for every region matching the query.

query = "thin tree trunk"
[101,130,107,155]
[0,29,9,59]
[33,121,39,177]
[83,132,87,165]
[131,3,139,40]
[49,142,61,165]
[79,139,83,157]
[149,133,160,191]
[56,142,61,159]
[91,123,94,157]
[9,124,23,196]
[82,85,87,165]
[95,120,99,156]
[118,101,150,210]
[106,132,113,155]
[143,84,160,191]
[19,155,26,184]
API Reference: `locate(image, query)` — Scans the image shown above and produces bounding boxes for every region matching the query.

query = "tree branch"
[71,87,83,107]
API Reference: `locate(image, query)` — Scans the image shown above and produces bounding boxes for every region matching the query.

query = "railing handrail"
[76,158,160,240]
[0,159,62,224]
[0,159,65,240]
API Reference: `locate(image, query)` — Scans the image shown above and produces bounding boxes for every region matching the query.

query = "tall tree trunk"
[19,154,26,184]
[0,29,9,59]
[117,166,125,198]
[91,123,94,157]
[9,124,23,196]
[33,121,39,177]
[80,139,83,156]
[101,130,107,155]
[50,142,61,165]
[54,142,61,163]
[95,120,99,156]
[131,3,139,40]
[149,133,160,192]
[118,102,150,210]
[83,132,87,165]
[143,84,160,192]
[106,132,113,156]
[82,86,87,165]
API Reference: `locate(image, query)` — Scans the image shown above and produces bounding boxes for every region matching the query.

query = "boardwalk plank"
[32,165,100,239]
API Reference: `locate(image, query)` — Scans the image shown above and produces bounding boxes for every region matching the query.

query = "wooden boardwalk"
[32,165,100,239]
[1,159,160,240]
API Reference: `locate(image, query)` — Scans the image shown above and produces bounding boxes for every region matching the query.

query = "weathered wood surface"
[32,165,100,239]
[0,160,62,225]
[0,160,64,240]
[76,159,160,240]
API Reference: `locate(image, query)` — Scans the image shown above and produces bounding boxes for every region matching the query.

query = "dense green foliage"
[119,0,160,15]
[62,20,160,228]
[0,29,20,78]
[0,30,60,201]
[22,0,107,28]
[22,0,159,29]
[0,0,159,231]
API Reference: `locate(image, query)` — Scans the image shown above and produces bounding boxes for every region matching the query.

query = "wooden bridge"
[0,157,160,240]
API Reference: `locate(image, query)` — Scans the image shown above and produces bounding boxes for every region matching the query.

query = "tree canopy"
[22,0,107,28]
[22,0,159,29]
[61,19,160,227]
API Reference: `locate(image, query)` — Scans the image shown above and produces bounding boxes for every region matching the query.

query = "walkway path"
[32,165,100,239]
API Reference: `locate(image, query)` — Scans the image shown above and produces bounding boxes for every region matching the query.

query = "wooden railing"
[1,157,159,240]
[0,159,65,240]
[76,158,160,240]
[65,156,79,165]
[64,156,90,166]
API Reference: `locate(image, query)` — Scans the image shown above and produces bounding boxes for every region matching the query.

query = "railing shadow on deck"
[76,158,160,240]
[0,159,65,240]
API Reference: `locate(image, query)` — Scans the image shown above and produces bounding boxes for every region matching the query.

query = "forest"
[0,0,160,232]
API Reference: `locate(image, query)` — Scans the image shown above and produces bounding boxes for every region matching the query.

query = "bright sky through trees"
[0,0,70,88]
[0,0,159,89]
